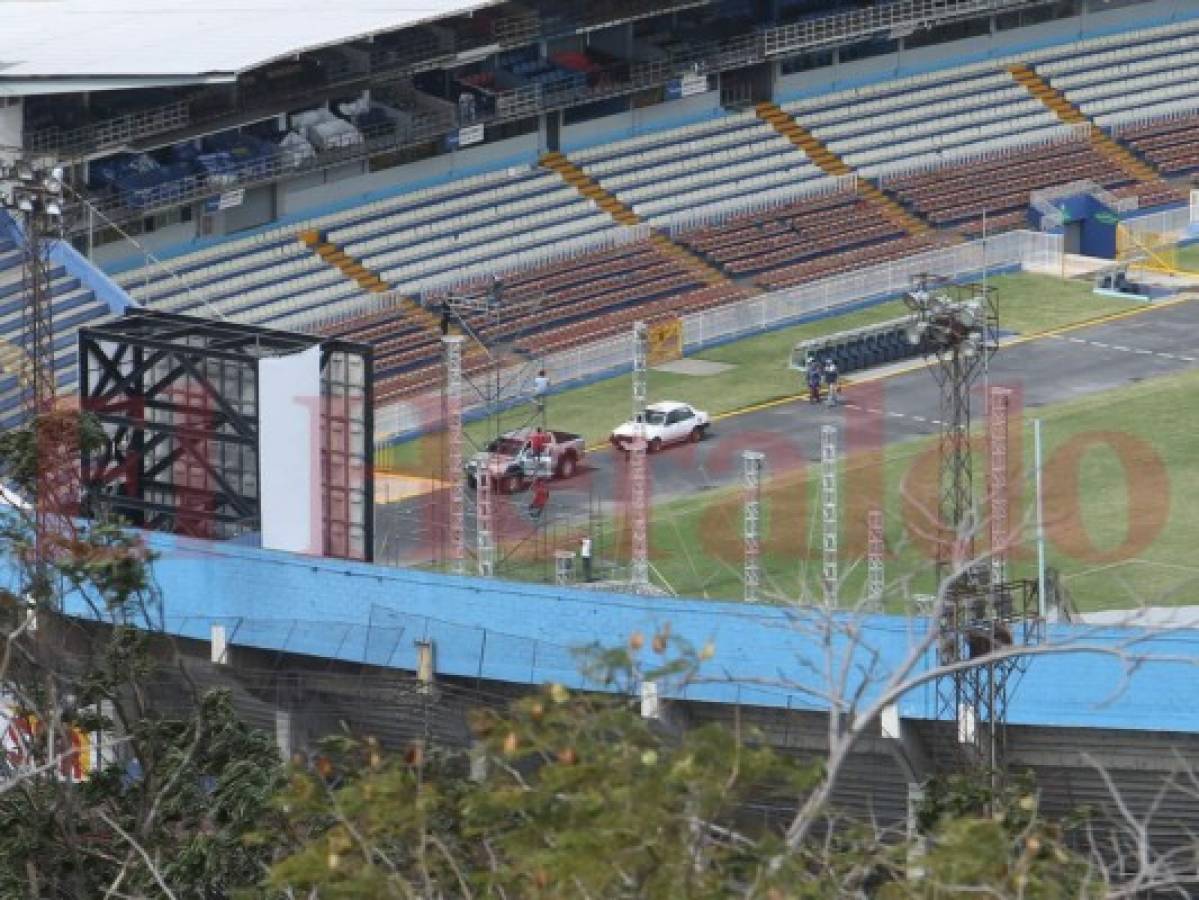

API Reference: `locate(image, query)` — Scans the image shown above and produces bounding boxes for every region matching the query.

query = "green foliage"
[871,774,1101,899]
[269,682,821,899]
[267,648,1109,900]
[0,680,284,899]
[0,408,104,499]
[0,411,285,899]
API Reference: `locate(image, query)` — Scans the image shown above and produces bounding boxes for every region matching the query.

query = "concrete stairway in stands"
[754,102,932,236]
[540,151,639,225]
[1008,64,1160,183]
[540,151,733,287]
[755,102,851,175]
[301,228,390,293]
[300,227,448,340]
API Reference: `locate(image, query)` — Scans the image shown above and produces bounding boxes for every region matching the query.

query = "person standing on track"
[823,357,840,407]
[806,355,823,405]
[529,478,550,519]
[532,369,549,416]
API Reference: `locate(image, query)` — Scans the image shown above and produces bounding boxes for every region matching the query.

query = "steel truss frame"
[78,310,373,560]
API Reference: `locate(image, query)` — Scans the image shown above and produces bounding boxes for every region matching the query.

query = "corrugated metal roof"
[0,0,495,81]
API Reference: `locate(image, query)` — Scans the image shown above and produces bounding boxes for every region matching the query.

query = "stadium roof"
[0,0,498,93]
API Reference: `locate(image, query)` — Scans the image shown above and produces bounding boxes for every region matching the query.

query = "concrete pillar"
[469,741,488,781]
[211,624,229,665]
[416,639,435,693]
[640,680,660,720]
[274,708,294,758]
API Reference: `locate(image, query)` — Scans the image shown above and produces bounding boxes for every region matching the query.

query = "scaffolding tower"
[743,450,764,602]
[476,451,495,577]
[441,335,466,575]
[2,162,68,586]
[867,508,885,609]
[988,387,1012,586]
[821,425,839,604]
[629,321,650,592]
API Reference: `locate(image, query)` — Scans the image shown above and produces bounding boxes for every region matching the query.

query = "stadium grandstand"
[6,0,1199,879]
[1,0,1196,417]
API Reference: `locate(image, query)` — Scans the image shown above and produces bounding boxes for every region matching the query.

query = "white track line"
[1051,334,1195,363]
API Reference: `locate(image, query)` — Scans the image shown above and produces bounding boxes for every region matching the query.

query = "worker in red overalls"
[529,478,550,519]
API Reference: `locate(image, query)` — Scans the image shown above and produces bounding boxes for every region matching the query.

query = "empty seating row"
[1031,19,1199,129]
[573,111,826,227]
[881,140,1185,231]
[756,234,938,292]
[324,240,744,401]
[569,113,769,167]
[783,59,1007,120]
[673,189,933,289]
[1118,113,1199,176]
[785,67,1065,179]
[1033,19,1199,78]
[108,166,543,317]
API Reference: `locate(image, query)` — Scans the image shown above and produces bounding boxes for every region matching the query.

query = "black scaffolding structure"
[78,310,374,561]
[903,274,1042,797]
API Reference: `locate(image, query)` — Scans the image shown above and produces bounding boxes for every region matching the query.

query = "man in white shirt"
[532,369,549,414]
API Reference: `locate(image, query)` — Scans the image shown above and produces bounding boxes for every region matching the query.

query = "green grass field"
[623,365,1199,612]
[385,265,1199,613]
[1175,242,1199,272]
[378,271,1138,472]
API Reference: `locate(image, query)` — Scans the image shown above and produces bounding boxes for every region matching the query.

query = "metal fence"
[1122,205,1196,241]
[762,0,1042,57]
[374,229,1062,443]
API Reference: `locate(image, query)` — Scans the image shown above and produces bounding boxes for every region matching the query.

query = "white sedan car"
[610,401,710,452]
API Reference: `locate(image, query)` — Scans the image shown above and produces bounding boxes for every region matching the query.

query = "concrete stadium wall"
[36,530,1199,735]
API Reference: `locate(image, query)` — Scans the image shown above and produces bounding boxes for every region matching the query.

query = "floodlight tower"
[1,160,68,589]
[902,273,997,585]
[903,274,1040,793]
[1,160,66,418]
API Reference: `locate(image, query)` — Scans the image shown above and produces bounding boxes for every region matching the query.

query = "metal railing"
[762,0,1049,56]
[74,112,454,228]
[373,229,1062,442]
[1029,179,1138,230]
[27,100,191,156]
[1121,205,1194,240]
